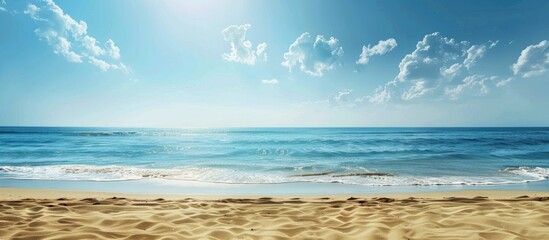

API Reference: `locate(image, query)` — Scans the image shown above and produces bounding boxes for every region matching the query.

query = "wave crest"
[502,167,549,180]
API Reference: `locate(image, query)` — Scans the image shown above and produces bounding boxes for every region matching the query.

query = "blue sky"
[1,0,548,127]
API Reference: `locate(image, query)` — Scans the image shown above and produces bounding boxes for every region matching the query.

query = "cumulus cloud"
[23,0,127,72]
[395,32,466,84]
[55,36,82,62]
[511,40,549,78]
[105,39,120,59]
[282,32,344,77]
[441,63,462,80]
[256,42,267,61]
[82,36,105,56]
[369,32,500,103]
[463,40,497,70]
[261,79,279,85]
[356,38,397,65]
[221,24,267,65]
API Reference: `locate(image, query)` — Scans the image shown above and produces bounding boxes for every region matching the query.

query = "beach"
[1,128,548,239]
[1,188,549,240]
[3,0,549,238]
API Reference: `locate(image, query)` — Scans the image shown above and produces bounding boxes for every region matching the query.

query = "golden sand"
[0,188,548,240]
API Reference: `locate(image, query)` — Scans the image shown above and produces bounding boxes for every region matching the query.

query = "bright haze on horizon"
[0,0,548,128]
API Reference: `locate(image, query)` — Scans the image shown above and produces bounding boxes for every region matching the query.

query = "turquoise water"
[1,127,548,194]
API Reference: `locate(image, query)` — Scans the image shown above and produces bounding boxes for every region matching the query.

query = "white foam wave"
[502,167,549,180]
[1,165,548,186]
[0,165,287,183]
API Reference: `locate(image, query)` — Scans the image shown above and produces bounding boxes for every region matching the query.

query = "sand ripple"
[1,196,549,239]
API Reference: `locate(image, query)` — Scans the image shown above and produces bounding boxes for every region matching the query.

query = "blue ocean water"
[1,127,548,193]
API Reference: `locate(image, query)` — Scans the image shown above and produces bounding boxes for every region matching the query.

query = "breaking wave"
[1,165,548,186]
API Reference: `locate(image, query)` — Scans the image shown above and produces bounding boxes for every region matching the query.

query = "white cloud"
[105,39,121,59]
[88,56,111,71]
[0,0,6,12]
[463,45,486,69]
[89,56,128,72]
[496,77,513,87]
[402,81,431,100]
[444,75,494,99]
[368,86,392,104]
[324,89,373,108]
[282,32,344,77]
[370,32,500,102]
[261,79,279,85]
[24,4,42,19]
[221,24,267,65]
[56,36,82,63]
[83,36,105,56]
[256,42,267,61]
[23,0,127,72]
[444,75,511,100]
[356,38,397,65]
[395,32,466,84]
[463,41,496,70]
[511,40,549,78]
[329,89,353,105]
[441,63,462,80]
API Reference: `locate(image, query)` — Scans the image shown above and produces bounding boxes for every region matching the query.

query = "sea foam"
[1,165,548,186]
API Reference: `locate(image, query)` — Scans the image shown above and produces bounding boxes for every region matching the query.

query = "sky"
[0,0,548,127]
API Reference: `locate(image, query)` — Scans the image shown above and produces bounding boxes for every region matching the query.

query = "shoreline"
[2,178,548,197]
[1,187,548,200]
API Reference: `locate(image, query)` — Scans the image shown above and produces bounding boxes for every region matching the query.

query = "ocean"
[1,127,548,195]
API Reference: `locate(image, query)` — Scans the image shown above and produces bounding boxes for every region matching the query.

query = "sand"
[1,188,548,240]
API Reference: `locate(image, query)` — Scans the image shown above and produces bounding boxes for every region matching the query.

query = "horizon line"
[1,125,548,129]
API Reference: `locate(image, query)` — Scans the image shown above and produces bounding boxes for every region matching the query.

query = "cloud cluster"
[23,0,127,72]
[369,32,503,103]
[356,38,397,65]
[511,40,549,78]
[282,33,344,77]
[222,24,267,65]
[13,1,547,104]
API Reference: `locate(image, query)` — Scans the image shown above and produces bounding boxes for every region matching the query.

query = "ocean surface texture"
[1,127,548,188]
